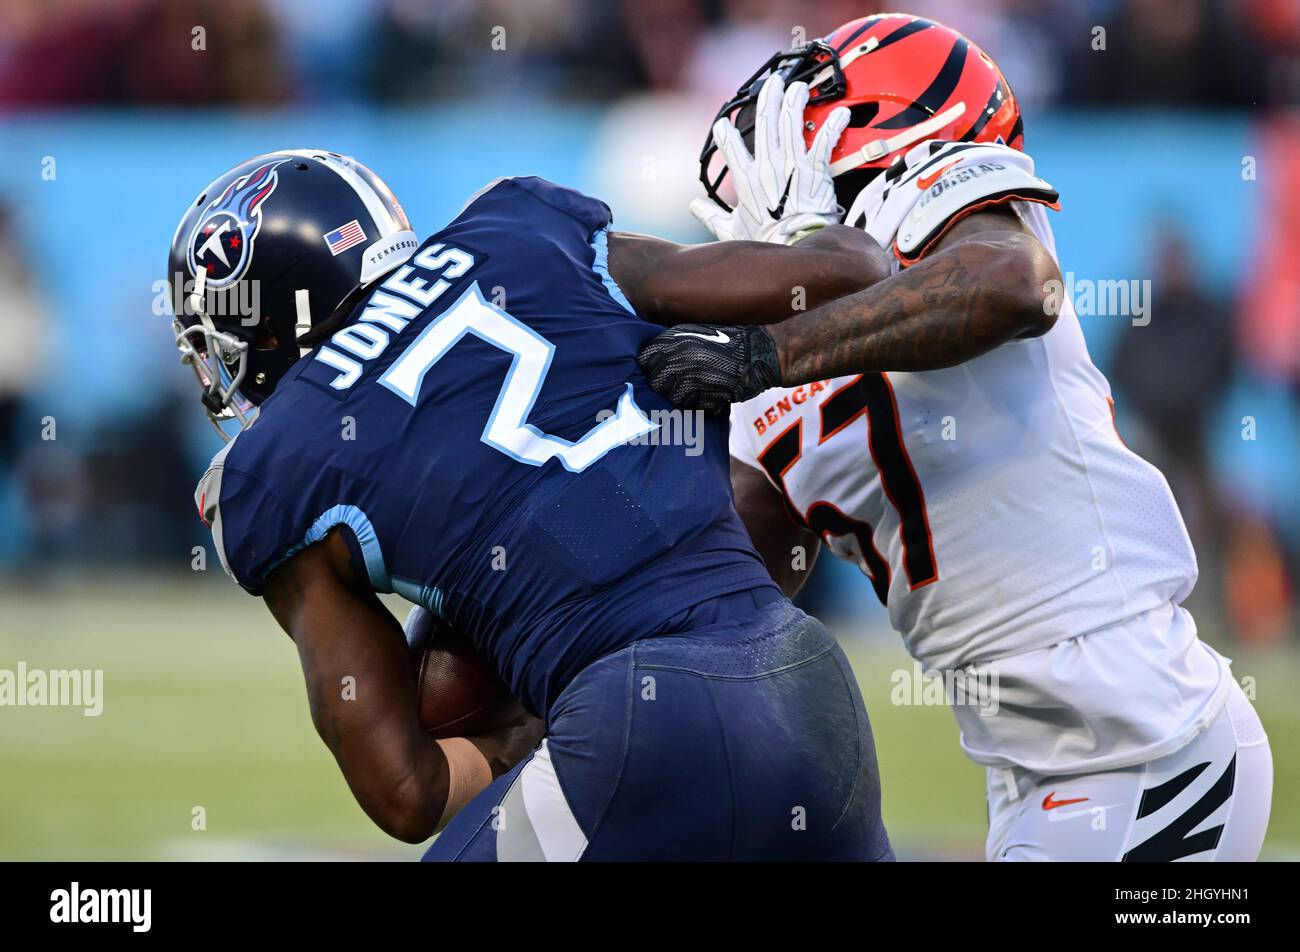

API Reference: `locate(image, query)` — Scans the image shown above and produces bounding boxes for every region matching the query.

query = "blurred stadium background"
[0,0,1297,860]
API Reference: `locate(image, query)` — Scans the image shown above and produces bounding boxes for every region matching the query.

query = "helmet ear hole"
[254,315,279,349]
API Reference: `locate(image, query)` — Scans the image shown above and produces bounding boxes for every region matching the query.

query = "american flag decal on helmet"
[324,219,367,255]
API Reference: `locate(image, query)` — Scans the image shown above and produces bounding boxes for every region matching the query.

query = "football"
[402,606,523,739]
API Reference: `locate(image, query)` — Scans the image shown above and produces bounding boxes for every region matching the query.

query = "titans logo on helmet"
[187,159,286,288]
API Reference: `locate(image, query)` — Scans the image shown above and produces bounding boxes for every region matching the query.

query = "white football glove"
[690,74,850,245]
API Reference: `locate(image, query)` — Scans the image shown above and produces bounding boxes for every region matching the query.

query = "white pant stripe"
[497,740,588,862]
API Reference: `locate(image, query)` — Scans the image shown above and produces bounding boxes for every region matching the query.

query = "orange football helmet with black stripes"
[700,13,1024,211]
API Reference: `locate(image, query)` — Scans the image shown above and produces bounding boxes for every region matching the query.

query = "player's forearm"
[768,232,1059,385]
[609,225,890,326]
[325,686,530,843]
[294,630,451,843]
[350,741,449,843]
[702,226,891,323]
[263,539,453,843]
[347,718,536,841]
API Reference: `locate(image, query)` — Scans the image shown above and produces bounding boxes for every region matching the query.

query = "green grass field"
[1,579,1295,860]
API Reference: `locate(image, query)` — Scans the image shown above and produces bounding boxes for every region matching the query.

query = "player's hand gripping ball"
[403,606,526,738]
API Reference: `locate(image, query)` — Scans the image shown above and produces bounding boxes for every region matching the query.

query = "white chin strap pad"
[295,288,313,356]
[828,101,968,177]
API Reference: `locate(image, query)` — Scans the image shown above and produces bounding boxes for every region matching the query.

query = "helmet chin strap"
[295,288,313,356]
[828,101,967,177]
[189,268,213,332]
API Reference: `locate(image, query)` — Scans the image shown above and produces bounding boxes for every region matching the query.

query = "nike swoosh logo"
[916,161,959,190]
[767,175,793,219]
[1042,792,1089,811]
[1046,802,1120,823]
[676,330,730,344]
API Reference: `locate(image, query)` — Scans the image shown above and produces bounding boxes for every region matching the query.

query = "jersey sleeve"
[195,445,298,595]
[507,176,615,233]
[463,176,615,235]
[457,176,637,320]
[851,141,1060,266]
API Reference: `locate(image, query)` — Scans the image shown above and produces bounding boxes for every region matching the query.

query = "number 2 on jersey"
[381,283,656,472]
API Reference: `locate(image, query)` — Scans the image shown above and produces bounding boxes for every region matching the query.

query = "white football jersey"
[730,140,1231,773]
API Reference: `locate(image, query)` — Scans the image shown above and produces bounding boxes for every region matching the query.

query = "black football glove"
[636,323,782,414]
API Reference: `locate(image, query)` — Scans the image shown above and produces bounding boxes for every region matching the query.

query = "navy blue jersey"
[196,177,773,715]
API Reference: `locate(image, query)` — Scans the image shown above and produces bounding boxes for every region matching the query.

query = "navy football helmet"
[167,150,417,438]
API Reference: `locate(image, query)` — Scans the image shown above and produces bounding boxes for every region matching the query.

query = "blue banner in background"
[0,108,1256,418]
[0,106,602,426]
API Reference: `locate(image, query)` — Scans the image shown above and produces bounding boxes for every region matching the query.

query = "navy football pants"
[423,597,893,861]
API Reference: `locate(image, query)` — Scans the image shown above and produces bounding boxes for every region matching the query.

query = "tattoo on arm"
[768,230,1061,385]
